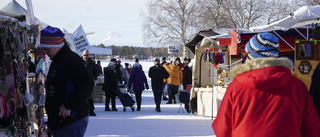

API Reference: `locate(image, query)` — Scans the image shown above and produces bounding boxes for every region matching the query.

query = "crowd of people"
[35,26,320,137]
[101,56,193,113]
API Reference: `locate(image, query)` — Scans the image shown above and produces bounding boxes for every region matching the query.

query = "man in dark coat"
[149,58,169,112]
[82,49,98,116]
[39,26,94,136]
[102,61,118,111]
[96,60,103,75]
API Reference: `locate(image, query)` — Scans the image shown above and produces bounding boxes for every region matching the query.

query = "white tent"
[250,5,320,31]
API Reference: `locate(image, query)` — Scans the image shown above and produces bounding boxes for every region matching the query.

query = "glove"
[146,84,149,90]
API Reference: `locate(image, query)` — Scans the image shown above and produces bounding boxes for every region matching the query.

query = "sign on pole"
[71,25,91,54]
[167,40,180,54]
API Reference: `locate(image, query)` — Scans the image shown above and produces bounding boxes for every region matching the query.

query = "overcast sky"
[0,0,148,47]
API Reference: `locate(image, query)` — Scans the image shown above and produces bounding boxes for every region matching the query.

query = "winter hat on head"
[108,61,116,67]
[155,58,160,63]
[161,57,166,60]
[38,26,65,48]
[245,32,279,60]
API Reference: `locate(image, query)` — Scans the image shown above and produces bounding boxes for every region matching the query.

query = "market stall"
[0,13,32,136]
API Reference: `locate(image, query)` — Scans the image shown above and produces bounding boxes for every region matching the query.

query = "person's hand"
[59,105,71,118]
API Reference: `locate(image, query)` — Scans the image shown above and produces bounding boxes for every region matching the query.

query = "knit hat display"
[38,26,65,48]
[245,32,279,60]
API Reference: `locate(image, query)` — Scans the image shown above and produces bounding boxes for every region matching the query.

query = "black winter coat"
[102,67,118,97]
[45,45,94,130]
[84,58,98,80]
[148,64,169,88]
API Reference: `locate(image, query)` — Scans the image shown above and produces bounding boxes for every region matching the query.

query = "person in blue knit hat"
[38,26,94,137]
[212,32,320,136]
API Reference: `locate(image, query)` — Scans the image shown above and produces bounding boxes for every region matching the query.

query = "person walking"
[182,58,192,90]
[160,57,169,100]
[38,26,94,137]
[102,62,118,111]
[123,63,133,94]
[163,59,183,104]
[96,60,103,76]
[149,58,169,112]
[128,66,149,111]
[82,49,98,116]
[212,32,320,137]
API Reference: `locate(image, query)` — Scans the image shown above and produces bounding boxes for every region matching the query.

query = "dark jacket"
[128,67,148,91]
[45,45,94,131]
[310,62,320,118]
[102,67,118,96]
[84,58,98,80]
[182,65,192,89]
[148,64,169,88]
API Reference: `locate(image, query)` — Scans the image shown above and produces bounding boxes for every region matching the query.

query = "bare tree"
[141,0,203,57]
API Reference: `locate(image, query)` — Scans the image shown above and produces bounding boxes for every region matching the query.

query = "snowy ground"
[85,90,216,137]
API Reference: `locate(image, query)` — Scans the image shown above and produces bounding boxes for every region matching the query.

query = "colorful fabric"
[245,32,279,59]
[38,26,65,48]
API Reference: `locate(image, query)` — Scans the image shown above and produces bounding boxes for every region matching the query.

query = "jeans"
[168,84,178,103]
[53,116,89,137]
[152,86,163,109]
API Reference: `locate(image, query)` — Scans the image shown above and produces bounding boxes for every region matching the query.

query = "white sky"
[0,0,149,47]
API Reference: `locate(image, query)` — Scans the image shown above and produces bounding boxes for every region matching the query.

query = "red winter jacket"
[212,58,320,137]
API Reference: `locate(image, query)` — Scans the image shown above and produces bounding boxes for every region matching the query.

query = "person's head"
[188,58,191,63]
[82,49,89,61]
[135,58,139,62]
[108,61,116,69]
[110,58,116,62]
[173,60,180,66]
[37,26,65,59]
[97,60,101,65]
[125,63,129,67]
[183,57,188,64]
[154,58,160,65]
[175,57,181,64]
[242,32,279,63]
[161,57,166,62]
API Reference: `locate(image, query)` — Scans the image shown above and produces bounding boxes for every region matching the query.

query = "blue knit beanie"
[245,32,279,60]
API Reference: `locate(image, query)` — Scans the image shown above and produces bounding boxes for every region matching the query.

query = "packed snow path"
[85,90,215,137]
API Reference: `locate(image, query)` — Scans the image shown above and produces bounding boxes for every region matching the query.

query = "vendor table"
[195,86,227,117]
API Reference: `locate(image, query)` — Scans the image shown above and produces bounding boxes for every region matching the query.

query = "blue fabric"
[41,26,65,37]
[53,116,89,137]
[128,67,148,91]
[66,80,76,118]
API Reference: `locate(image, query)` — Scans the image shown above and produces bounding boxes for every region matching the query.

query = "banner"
[71,25,91,54]
[229,29,238,55]
[167,40,180,54]
[25,0,36,25]
[218,38,231,46]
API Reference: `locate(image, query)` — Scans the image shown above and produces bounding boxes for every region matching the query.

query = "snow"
[87,61,216,137]
[85,90,216,137]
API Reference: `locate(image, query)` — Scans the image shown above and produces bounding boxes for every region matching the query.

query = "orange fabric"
[163,63,183,86]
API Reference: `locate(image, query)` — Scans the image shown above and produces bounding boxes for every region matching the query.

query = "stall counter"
[194,86,227,117]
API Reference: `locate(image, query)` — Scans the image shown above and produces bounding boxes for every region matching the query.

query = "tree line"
[93,44,175,60]
[141,0,319,57]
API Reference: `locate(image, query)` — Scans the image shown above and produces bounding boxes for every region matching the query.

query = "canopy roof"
[1,0,48,28]
[250,5,320,31]
[0,10,25,22]
[89,47,112,55]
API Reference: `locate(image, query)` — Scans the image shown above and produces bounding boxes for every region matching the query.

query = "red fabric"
[212,66,320,137]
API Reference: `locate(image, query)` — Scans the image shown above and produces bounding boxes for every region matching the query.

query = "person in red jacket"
[212,32,320,137]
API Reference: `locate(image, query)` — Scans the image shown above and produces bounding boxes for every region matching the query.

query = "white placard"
[167,40,180,54]
[71,25,91,54]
